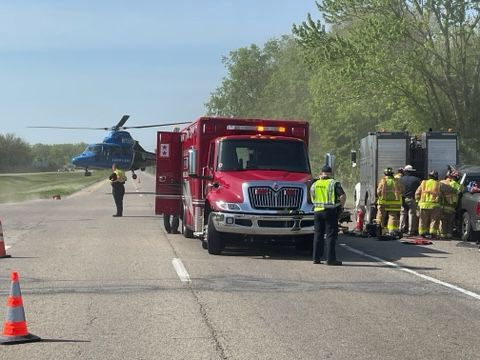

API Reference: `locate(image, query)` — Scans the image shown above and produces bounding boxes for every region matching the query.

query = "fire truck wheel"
[201,240,208,249]
[207,213,224,255]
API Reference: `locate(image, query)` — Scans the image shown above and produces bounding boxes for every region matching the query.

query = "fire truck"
[155,117,315,254]
[352,130,458,231]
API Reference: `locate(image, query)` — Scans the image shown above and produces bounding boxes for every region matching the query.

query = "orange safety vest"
[417,179,441,209]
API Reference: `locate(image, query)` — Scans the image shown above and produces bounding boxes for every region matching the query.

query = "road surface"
[1,173,480,359]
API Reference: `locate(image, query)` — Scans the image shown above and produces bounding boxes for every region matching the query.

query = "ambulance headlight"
[215,201,241,211]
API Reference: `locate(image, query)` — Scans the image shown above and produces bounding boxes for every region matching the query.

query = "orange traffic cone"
[0,220,11,258]
[0,272,40,344]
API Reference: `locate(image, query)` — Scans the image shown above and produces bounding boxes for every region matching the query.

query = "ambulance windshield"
[217,138,310,173]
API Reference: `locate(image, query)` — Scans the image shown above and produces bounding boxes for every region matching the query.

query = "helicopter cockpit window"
[86,145,102,154]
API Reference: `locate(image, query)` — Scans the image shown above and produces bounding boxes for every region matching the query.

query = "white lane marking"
[172,258,191,283]
[341,244,480,301]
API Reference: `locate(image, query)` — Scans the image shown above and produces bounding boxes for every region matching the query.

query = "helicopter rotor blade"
[113,115,130,130]
[28,126,110,130]
[121,121,190,129]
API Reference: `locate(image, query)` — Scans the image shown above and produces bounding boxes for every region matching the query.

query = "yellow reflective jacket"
[416,179,441,209]
[376,176,401,211]
[112,168,127,184]
[441,179,462,212]
[310,178,338,212]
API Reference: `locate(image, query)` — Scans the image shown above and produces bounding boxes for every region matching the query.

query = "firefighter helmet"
[384,167,394,176]
[448,170,460,180]
[428,170,439,180]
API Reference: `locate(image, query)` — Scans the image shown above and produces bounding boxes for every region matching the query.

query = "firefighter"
[110,163,127,217]
[398,164,421,236]
[376,167,402,236]
[415,170,445,238]
[310,165,346,266]
[439,170,462,239]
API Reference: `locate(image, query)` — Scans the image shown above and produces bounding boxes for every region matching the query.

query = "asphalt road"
[1,173,480,359]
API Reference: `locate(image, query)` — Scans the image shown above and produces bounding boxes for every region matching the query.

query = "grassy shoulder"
[0,170,109,204]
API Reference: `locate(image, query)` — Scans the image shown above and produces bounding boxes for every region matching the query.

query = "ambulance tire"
[207,213,224,255]
[182,206,194,238]
[183,223,194,239]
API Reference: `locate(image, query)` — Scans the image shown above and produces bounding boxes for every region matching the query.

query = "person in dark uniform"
[310,165,346,265]
[110,163,127,217]
[398,164,421,235]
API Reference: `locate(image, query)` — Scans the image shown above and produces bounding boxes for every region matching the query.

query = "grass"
[0,170,109,204]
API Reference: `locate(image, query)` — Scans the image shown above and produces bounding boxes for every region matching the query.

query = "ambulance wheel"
[183,223,194,239]
[182,206,194,238]
[207,213,224,255]
[163,215,172,233]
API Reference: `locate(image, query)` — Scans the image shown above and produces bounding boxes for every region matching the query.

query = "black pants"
[313,209,338,262]
[112,183,125,216]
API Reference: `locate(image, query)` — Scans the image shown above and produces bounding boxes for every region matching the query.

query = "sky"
[0,0,319,151]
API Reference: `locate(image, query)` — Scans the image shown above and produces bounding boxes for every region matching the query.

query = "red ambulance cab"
[155,116,314,254]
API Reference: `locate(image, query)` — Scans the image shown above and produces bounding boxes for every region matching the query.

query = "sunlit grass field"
[0,170,109,204]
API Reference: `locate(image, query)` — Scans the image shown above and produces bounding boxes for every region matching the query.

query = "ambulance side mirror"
[188,148,197,177]
[351,150,357,168]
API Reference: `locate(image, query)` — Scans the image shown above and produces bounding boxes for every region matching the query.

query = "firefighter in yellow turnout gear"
[415,170,447,238]
[376,167,402,236]
[439,170,462,239]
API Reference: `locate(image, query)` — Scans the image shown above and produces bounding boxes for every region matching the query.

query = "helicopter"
[29,115,188,179]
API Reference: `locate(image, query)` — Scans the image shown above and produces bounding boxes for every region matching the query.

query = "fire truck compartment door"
[155,131,182,216]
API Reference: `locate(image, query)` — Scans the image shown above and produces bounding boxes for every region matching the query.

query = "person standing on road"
[439,170,462,239]
[415,170,446,238]
[376,167,402,236]
[399,165,421,236]
[110,163,127,217]
[310,165,346,266]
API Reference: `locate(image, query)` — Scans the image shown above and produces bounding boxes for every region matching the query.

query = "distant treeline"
[205,1,480,187]
[0,133,86,173]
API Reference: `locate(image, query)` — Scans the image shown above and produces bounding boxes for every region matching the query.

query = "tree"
[0,133,32,172]
[293,0,480,162]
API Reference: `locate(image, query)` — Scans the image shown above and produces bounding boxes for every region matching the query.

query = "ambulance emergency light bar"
[226,125,286,132]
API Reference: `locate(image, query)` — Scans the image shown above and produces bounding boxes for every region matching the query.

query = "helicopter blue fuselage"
[71,131,136,170]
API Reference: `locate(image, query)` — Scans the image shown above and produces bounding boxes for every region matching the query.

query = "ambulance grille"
[248,186,303,210]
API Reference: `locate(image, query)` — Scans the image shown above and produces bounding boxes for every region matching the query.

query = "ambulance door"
[155,131,182,216]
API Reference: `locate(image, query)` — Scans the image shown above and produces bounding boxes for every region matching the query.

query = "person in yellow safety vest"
[109,163,127,217]
[376,167,402,236]
[439,170,462,239]
[415,170,447,238]
[310,165,346,266]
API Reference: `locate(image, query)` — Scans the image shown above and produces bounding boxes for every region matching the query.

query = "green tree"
[294,0,480,162]
[0,133,32,172]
